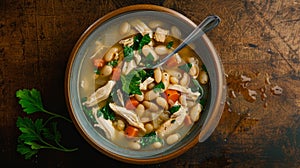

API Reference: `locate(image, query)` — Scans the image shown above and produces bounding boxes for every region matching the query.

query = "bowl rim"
[65,4,226,164]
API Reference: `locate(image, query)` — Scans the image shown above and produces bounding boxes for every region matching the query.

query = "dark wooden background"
[1,0,299,167]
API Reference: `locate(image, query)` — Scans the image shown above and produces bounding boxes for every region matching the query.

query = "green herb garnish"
[123,46,134,62]
[139,132,162,148]
[153,82,165,93]
[97,102,115,120]
[169,105,181,114]
[121,70,144,95]
[16,88,78,160]
[166,41,174,49]
[179,63,192,72]
[107,60,118,67]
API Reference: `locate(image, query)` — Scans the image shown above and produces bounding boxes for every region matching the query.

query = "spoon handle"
[152,15,221,69]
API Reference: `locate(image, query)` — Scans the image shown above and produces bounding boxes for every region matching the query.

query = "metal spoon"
[139,15,221,69]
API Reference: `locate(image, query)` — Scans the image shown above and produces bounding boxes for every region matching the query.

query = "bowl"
[65,4,226,164]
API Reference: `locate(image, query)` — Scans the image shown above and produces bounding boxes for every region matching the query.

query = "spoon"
[139,15,221,69]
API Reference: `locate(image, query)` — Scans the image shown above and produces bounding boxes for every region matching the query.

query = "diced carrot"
[164,89,180,105]
[165,55,179,67]
[125,125,139,138]
[111,67,121,81]
[93,58,105,68]
[184,115,193,126]
[125,97,139,110]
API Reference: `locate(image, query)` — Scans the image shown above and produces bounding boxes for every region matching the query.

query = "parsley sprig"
[16,88,78,160]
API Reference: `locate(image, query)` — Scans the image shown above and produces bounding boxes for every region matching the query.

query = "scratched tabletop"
[1,0,299,167]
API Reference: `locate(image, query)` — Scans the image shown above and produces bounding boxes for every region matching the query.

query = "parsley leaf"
[97,102,115,120]
[16,88,78,160]
[107,60,118,67]
[179,63,192,72]
[123,46,134,62]
[121,70,143,95]
[166,41,174,49]
[169,105,181,114]
[139,132,162,148]
[153,82,165,93]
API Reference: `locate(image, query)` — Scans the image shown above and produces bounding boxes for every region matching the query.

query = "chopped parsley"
[169,105,181,114]
[153,82,165,93]
[166,41,174,49]
[123,46,134,62]
[97,102,115,120]
[179,63,192,72]
[139,132,162,148]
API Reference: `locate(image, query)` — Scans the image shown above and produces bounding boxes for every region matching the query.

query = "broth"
[79,19,210,151]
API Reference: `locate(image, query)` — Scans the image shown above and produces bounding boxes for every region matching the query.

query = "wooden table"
[1,0,299,167]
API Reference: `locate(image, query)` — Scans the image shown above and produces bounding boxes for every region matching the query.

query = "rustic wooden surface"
[1,0,299,167]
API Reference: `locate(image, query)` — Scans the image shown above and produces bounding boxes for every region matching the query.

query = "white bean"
[100,65,113,77]
[190,103,202,122]
[128,141,141,150]
[166,133,181,145]
[180,72,190,87]
[135,104,145,117]
[179,94,187,107]
[156,97,168,110]
[104,47,118,62]
[144,90,159,101]
[117,119,125,131]
[170,76,179,84]
[199,71,208,84]
[152,141,163,149]
[155,45,169,55]
[154,67,162,83]
[143,101,159,111]
[135,93,144,102]
[161,72,170,90]
[144,123,154,134]
[119,22,131,35]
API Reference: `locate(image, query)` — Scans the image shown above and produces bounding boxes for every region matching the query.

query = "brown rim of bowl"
[65,4,224,164]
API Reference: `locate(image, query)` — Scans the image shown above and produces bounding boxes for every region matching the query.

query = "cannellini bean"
[143,101,159,111]
[144,90,159,101]
[148,20,163,29]
[165,69,182,79]
[179,94,187,107]
[180,73,190,87]
[135,93,144,102]
[152,117,163,129]
[156,97,168,110]
[189,64,200,78]
[171,26,181,39]
[144,123,154,134]
[135,104,145,117]
[128,141,141,150]
[104,47,118,62]
[166,133,181,145]
[142,45,159,61]
[117,119,125,131]
[119,22,131,35]
[199,71,208,84]
[148,83,155,90]
[155,45,169,55]
[161,72,170,90]
[170,76,179,84]
[100,65,113,77]
[190,103,202,122]
[152,141,163,149]
[159,111,170,121]
[154,67,162,83]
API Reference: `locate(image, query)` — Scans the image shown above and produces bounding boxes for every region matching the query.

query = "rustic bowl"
[65,4,226,164]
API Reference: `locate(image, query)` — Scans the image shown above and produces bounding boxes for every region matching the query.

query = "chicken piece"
[130,19,153,38]
[92,107,116,140]
[109,103,146,132]
[122,59,137,75]
[154,27,169,42]
[140,77,154,90]
[156,103,187,137]
[83,80,116,107]
[168,84,201,101]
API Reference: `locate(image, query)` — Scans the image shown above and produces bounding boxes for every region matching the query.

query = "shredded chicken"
[92,107,116,140]
[168,84,201,101]
[140,77,155,90]
[82,80,116,107]
[156,102,187,137]
[154,27,169,42]
[109,103,146,132]
[130,19,153,38]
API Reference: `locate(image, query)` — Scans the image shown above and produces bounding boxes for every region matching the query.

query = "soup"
[79,19,210,151]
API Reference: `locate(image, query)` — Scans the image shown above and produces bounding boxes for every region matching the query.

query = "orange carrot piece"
[111,67,121,81]
[125,125,139,138]
[184,115,193,126]
[93,58,105,68]
[125,97,139,110]
[164,89,180,104]
[165,55,179,67]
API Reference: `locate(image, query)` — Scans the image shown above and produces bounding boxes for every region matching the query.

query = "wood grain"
[0,0,299,167]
